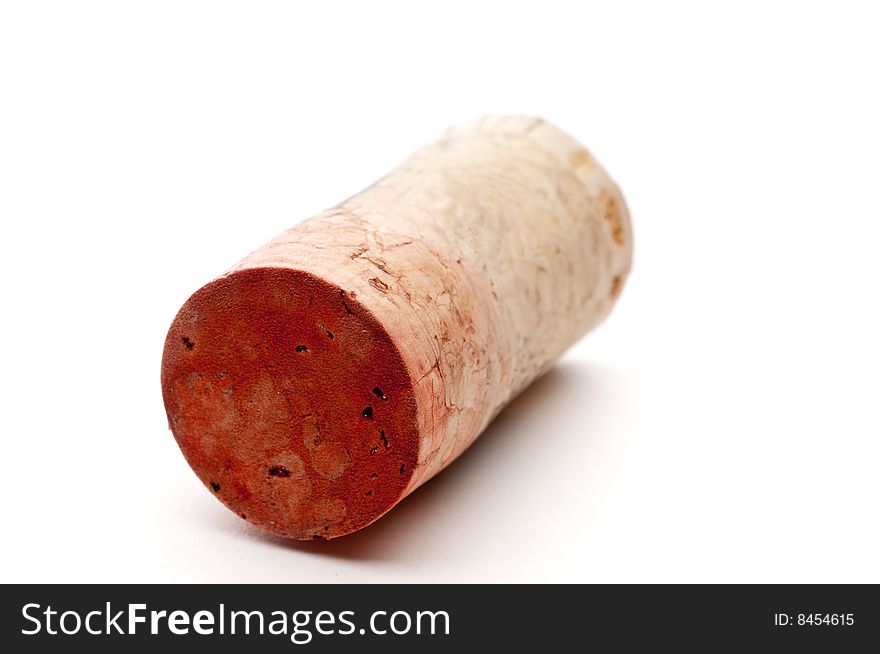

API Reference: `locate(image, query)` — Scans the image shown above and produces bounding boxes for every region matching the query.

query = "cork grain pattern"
[161,116,632,539]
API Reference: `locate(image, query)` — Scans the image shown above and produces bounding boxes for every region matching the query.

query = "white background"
[1,1,878,583]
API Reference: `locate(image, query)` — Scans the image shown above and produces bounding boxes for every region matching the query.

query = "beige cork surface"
[161,116,632,539]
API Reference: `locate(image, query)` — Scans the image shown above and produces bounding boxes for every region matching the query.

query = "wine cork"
[161,116,632,539]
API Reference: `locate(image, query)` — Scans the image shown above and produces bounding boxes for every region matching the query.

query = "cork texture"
[161,116,632,538]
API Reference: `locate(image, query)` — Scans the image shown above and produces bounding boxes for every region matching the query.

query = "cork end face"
[161,267,419,539]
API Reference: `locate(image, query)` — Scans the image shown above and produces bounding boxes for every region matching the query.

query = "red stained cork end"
[160,268,419,539]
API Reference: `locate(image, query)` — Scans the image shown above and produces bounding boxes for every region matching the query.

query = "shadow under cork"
[218,358,633,564]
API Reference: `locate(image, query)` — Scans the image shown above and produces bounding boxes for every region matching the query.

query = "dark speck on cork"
[609,274,623,299]
[600,189,626,245]
[268,466,291,478]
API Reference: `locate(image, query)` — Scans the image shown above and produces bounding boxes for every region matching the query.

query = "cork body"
[161,116,632,538]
